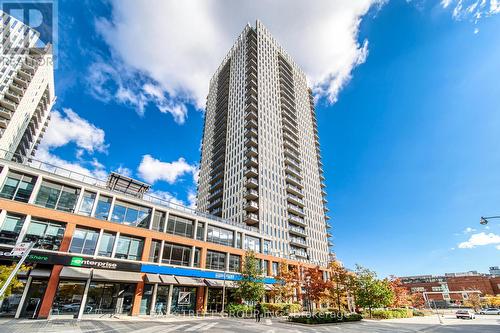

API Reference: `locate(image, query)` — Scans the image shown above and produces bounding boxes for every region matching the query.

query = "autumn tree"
[464,293,481,312]
[326,260,356,312]
[235,251,265,304]
[270,261,299,303]
[482,295,500,308]
[353,265,394,318]
[388,276,410,308]
[0,264,28,299]
[409,292,425,309]
[303,266,328,313]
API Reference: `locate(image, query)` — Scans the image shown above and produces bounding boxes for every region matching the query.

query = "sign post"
[0,242,35,299]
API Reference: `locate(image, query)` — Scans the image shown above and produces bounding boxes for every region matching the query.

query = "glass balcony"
[289,225,306,237]
[245,213,259,225]
[0,99,17,111]
[287,193,304,207]
[245,137,258,147]
[290,237,308,248]
[245,177,258,188]
[285,173,302,187]
[287,204,305,217]
[245,167,258,177]
[244,189,259,200]
[246,146,258,157]
[245,200,259,212]
[0,107,12,120]
[286,184,303,197]
[245,156,258,167]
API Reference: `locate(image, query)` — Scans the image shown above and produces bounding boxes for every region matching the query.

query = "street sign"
[10,242,33,256]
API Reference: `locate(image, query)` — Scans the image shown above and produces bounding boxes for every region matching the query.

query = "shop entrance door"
[20,280,47,318]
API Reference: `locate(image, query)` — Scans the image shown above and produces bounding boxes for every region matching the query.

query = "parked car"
[479,308,500,315]
[456,309,475,319]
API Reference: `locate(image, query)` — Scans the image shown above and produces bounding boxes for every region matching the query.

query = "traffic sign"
[10,242,33,256]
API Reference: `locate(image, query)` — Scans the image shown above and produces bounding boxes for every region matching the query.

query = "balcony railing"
[245,200,259,212]
[246,177,258,188]
[244,189,259,200]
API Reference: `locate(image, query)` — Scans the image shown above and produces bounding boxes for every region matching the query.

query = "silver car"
[479,308,500,315]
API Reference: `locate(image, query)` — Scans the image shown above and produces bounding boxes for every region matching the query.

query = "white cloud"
[464,227,476,233]
[41,108,107,153]
[95,0,385,111]
[458,232,500,249]
[441,0,500,21]
[87,62,188,123]
[137,154,197,184]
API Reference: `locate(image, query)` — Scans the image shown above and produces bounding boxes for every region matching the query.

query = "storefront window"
[24,218,65,251]
[78,191,96,216]
[85,282,135,315]
[114,235,144,261]
[148,240,161,263]
[244,235,260,253]
[196,222,205,240]
[0,280,26,317]
[140,284,154,315]
[206,250,226,271]
[166,215,194,238]
[207,225,233,247]
[193,247,201,268]
[228,254,241,272]
[34,180,80,212]
[162,242,191,266]
[154,285,169,315]
[69,228,99,255]
[0,213,25,245]
[0,170,36,202]
[95,195,112,220]
[97,232,115,257]
[111,200,151,228]
[171,286,197,314]
[151,210,166,232]
[52,280,86,316]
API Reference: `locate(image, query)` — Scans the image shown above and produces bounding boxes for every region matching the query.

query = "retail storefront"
[0,247,276,319]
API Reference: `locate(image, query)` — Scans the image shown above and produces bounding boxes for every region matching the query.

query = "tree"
[409,292,425,309]
[270,261,299,303]
[482,295,500,308]
[353,265,394,318]
[0,264,28,300]
[464,293,481,312]
[326,261,356,312]
[303,266,328,313]
[235,251,265,304]
[388,276,410,308]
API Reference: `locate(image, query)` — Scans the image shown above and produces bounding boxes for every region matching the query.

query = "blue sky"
[34,0,500,277]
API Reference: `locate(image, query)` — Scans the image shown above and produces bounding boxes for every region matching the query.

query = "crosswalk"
[122,321,220,333]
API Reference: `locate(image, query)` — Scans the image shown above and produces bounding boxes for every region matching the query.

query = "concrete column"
[189,245,196,267]
[15,275,32,318]
[37,265,63,319]
[150,283,158,315]
[166,284,174,314]
[74,186,86,215]
[28,175,43,204]
[158,240,165,264]
[107,196,116,221]
[90,191,101,217]
[163,212,169,233]
[0,210,7,226]
[149,207,155,230]
[241,233,246,250]
[225,252,230,271]
[77,278,91,320]
[111,232,120,257]
[93,229,104,258]
[0,165,9,189]
[204,222,209,241]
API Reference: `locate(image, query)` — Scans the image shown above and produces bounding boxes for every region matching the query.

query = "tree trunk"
[369,307,372,319]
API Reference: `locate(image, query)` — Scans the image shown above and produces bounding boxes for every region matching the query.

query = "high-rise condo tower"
[197,21,330,265]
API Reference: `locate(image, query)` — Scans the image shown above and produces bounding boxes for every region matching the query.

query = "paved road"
[0,314,497,332]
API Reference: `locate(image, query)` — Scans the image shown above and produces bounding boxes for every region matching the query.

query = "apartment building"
[197,21,331,266]
[0,11,54,159]
[0,156,328,319]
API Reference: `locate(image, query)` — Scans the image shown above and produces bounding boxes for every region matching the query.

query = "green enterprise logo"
[70,257,84,267]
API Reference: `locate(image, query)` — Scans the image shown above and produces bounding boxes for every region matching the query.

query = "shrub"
[365,309,413,319]
[225,303,253,317]
[262,303,301,316]
[412,309,432,317]
[288,312,362,324]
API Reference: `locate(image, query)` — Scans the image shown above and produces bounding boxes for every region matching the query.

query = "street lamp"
[480,216,500,225]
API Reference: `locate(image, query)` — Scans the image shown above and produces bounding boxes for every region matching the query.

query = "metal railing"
[0,149,259,233]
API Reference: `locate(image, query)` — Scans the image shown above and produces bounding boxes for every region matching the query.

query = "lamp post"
[479,216,500,225]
